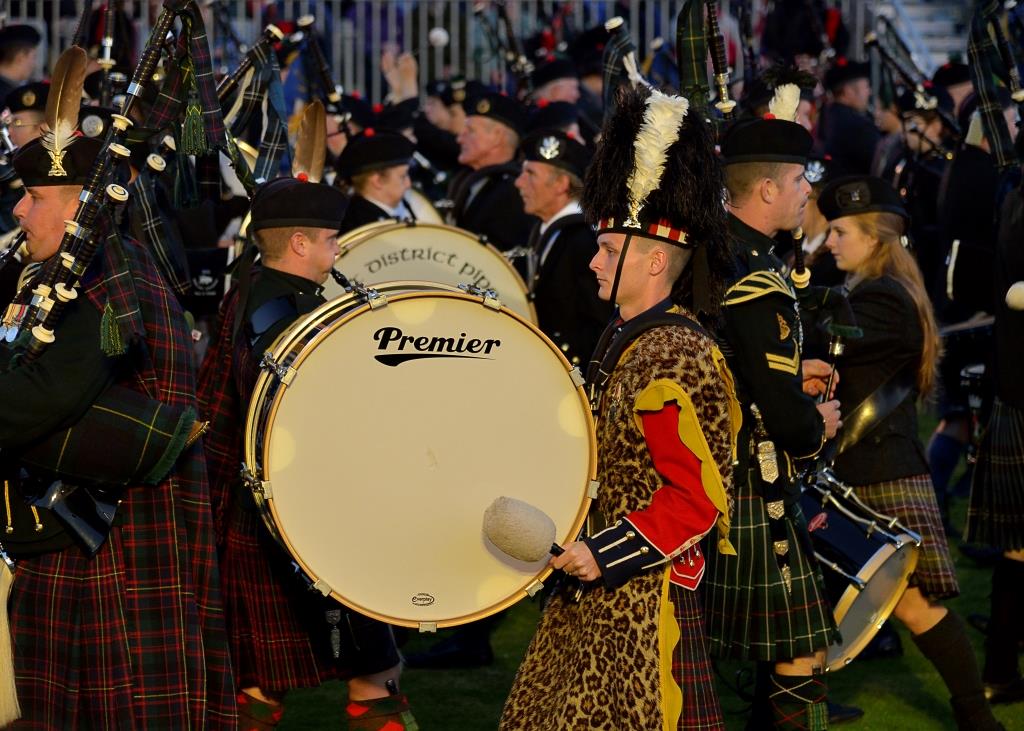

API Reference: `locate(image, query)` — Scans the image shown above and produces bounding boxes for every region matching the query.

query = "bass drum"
[326,221,536,323]
[405,187,444,224]
[801,473,921,671]
[244,283,595,630]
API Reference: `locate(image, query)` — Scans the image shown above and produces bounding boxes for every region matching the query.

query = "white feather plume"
[40,119,76,172]
[624,89,689,224]
[767,83,801,123]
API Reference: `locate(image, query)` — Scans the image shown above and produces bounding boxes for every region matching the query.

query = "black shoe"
[828,700,865,725]
[985,677,1024,705]
[404,636,494,669]
[857,622,903,661]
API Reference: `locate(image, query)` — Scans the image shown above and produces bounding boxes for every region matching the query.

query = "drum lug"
[458,283,502,311]
[569,366,585,388]
[260,352,296,386]
[312,578,332,596]
[587,480,600,499]
[525,578,545,597]
[418,622,438,633]
[241,464,273,499]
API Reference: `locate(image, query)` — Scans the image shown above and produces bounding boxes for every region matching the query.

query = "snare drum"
[801,476,920,671]
[327,221,536,323]
[243,284,595,630]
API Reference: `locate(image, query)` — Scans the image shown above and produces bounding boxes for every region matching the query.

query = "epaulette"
[724,270,795,307]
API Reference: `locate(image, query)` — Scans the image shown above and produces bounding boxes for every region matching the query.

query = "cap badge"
[805,159,825,184]
[21,90,35,107]
[539,136,560,160]
[81,113,105,138]
[476,98,491,114]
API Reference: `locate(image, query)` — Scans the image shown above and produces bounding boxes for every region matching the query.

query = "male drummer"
[197,177,416,731]
[502,84,736,730]
[448,90,537,252]
[702,104,843,729]
[514,129,610,366]
[336,128,415,233]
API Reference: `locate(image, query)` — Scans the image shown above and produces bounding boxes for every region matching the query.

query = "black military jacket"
[827,275,929,485]
[720,214,826,487]
[529,214,612,366]
[339,194,394,235]
[448,162,537,252]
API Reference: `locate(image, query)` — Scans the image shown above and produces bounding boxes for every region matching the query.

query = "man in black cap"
[819,57,882,175]
[932,61,973,116]
[449,91,537,252]
[514,129,609,365]
[704,88,843,729]
[529,55,581,105]
[336,128,415,232]
[2,80,47,148]
[197,176,416,731]
[2,131,236,727]
[0,24,41,105]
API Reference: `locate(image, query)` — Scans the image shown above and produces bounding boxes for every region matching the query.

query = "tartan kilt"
[966,397,1024,551]
[703,475,837,662]
[671,584,725,731]
[221,500,337,692]
[852,474,959,599]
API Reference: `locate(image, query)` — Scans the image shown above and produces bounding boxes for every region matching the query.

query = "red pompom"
[351,90,362,99]
[596,43,605,51]
[546,53,555,62]
[762,112,776,120]
[364,127,376,137]
[823,153,832,161]
[372,102,384,113]
[295,172,309,182]
[836,57,848,67]
[566,130,577,140]
[537,98,550,108]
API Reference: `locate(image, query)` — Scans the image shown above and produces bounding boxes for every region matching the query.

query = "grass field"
[279,418,1023,730]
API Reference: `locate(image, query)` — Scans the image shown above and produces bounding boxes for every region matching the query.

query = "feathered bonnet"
[721,70,814,166]
[581,84,730,317]
[13,46,102,187]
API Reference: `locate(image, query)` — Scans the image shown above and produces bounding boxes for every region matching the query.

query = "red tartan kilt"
[220,502,339,692]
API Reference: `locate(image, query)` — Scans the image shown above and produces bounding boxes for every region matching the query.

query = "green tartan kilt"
[703,472,838,662]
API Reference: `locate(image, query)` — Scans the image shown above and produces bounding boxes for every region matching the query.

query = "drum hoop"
[826,537,919,671]
[245,288,597,628]
[335,221,538,324]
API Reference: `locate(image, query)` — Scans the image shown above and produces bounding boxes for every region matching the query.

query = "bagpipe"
[473,0,534,95]
[12,1,221,364]
[865,16,961,139]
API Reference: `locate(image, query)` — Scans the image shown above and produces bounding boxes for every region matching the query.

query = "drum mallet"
[482,496,561,562]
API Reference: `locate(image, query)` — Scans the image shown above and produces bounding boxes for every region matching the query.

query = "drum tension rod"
[458,283,502,311]
[259,352,296,385]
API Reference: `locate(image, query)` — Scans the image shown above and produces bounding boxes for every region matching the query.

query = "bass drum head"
[248,290,595,629]
[328,222,536,323]
[405,188,443,224]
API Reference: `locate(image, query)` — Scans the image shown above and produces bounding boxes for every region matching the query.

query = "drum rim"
[825,536,919,671]
[244,287,597,629]
[334,221,538,324]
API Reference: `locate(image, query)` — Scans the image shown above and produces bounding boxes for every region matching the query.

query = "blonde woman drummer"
[817,175,1001,731]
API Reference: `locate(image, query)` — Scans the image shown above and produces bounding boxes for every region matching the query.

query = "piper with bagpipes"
[0,2,240,723]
